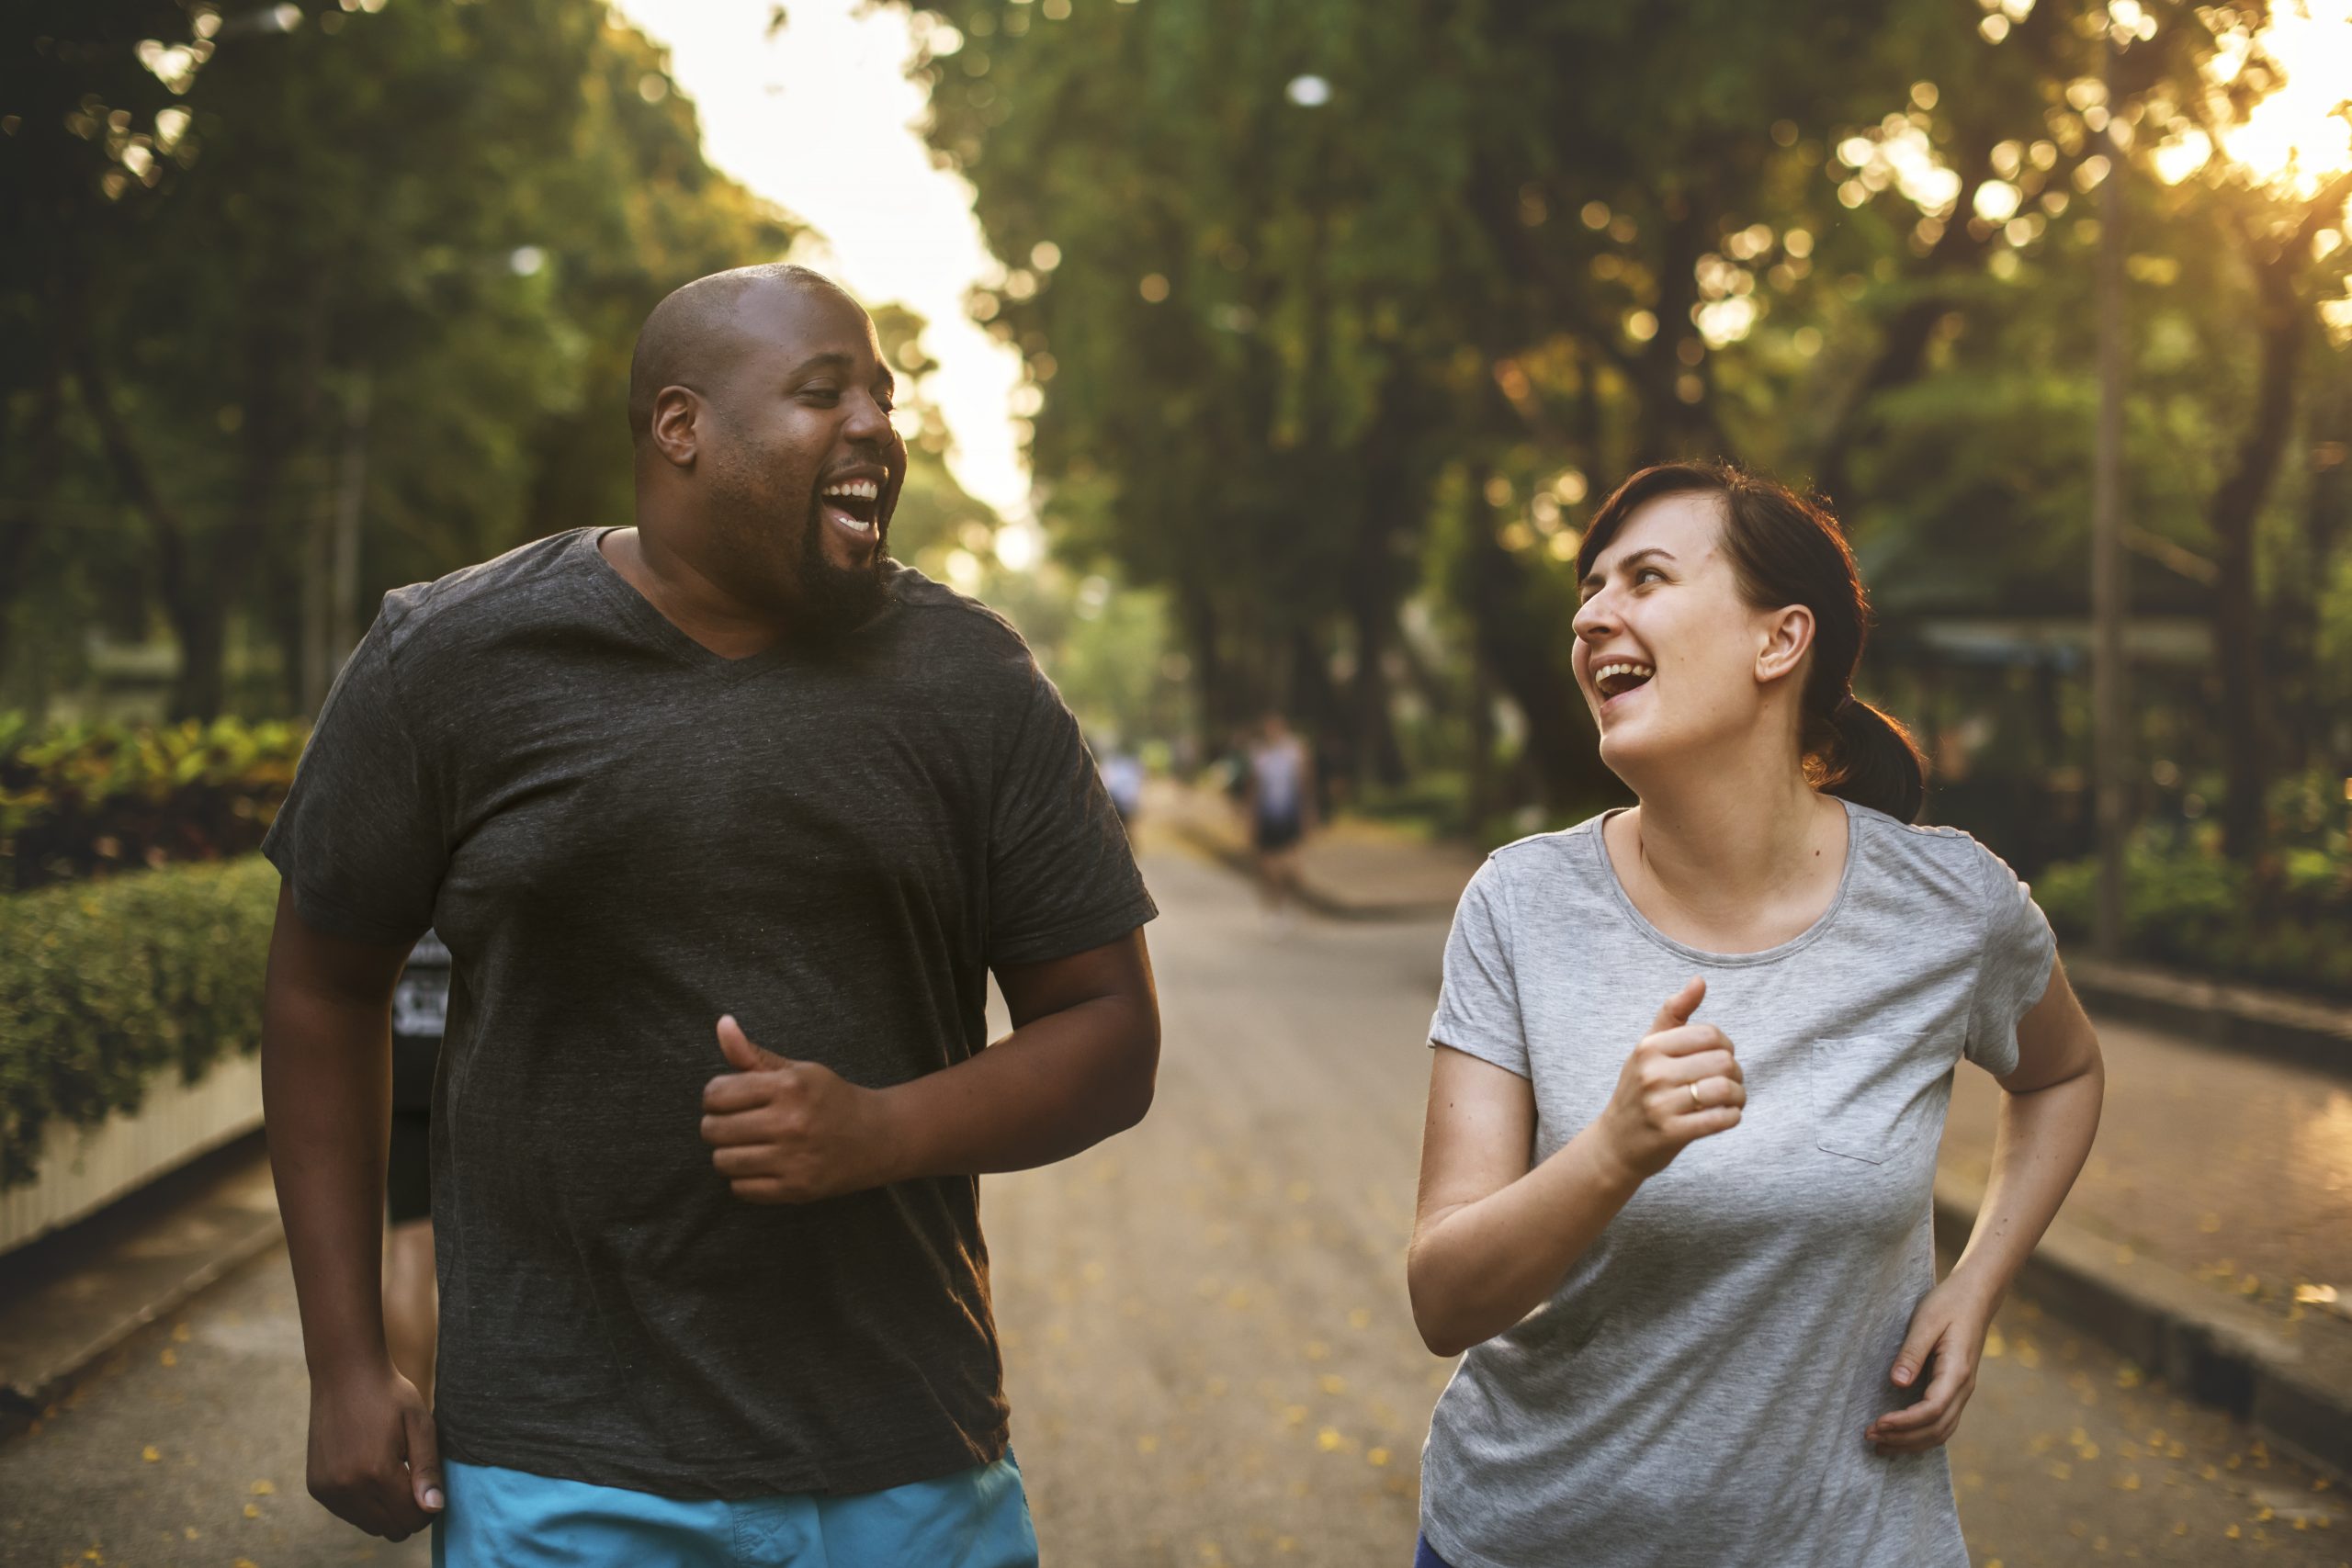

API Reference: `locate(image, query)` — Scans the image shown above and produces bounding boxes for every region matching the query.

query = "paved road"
[1946,1021,2352,1327]
[3,836,2342,1566]
[0,1247,428,1568]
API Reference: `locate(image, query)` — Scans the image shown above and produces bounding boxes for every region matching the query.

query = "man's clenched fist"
[700,1015,903,1202]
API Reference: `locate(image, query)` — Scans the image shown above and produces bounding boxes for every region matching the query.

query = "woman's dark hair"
[1575,459,1927,823]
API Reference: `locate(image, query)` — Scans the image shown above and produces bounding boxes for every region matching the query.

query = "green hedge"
[0,714,306,892]
[0,856,278,1189]
[2038,817,2352,998]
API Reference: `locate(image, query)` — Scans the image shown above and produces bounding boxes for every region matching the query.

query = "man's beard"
[708,466,888,644]
[783,497,888,645]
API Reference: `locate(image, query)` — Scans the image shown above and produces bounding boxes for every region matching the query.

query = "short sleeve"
[260,601,446,945]
[1428,857,1529,1078]
[1963,840,2059,1077]
[985,661,1157,968]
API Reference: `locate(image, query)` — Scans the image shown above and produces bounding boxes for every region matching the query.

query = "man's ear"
[650,385,703,469]
[1756,604,1815,690]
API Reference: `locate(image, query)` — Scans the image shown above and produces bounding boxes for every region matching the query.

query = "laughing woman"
[1406,462,2103,1568]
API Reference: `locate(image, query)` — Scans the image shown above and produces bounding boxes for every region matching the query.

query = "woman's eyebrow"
[1580,546,1678,592]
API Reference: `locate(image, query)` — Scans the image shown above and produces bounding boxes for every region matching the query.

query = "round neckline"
[1584,795,1861,967]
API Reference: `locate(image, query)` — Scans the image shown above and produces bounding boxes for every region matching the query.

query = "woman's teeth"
[1595,660,1654,698]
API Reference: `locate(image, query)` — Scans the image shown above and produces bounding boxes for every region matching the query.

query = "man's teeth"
[822,479,880,501]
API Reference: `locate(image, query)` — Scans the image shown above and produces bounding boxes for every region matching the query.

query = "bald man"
[259,265,1159,1564]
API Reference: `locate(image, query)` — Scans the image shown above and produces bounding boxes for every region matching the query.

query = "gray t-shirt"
[263,528,1156,1498]
[1419,798,2056,1568]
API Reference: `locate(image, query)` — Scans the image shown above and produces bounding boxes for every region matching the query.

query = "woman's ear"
[1756,604,1815,689]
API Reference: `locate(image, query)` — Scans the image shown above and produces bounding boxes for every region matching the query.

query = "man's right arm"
[260,882,444,1540]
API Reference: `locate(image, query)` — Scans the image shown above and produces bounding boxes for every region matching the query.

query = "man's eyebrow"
[1580,546,1677,593]
[784,351,855,379]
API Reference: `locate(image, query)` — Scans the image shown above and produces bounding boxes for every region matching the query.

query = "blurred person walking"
[259,264,1159,1565]
[1244,712,1316,926]
[1099,740,1146,828]
[1405,463,2103,1568]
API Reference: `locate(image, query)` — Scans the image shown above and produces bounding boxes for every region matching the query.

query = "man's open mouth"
[1594,660,1655,703]
[818,475,884,540]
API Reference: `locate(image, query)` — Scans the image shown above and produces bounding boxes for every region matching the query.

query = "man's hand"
[1866,1276,1996,1454]
[306,1361,442,1540]
[700,1015,903,1202]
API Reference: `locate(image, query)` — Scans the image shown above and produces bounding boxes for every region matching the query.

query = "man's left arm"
[702,930,1159,1201]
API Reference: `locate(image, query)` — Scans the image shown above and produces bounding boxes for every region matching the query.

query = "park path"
[0,834,2342,1566]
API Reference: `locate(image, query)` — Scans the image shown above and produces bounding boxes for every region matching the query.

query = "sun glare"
[2214,2,2352,194]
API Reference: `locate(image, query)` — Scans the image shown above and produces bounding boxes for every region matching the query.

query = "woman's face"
[1571,492,1805,783]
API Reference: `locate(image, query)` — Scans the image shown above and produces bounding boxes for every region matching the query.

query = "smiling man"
[258,264,1159,1565]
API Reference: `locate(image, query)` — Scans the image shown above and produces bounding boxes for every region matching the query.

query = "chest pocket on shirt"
[1808,1034,1928,1165]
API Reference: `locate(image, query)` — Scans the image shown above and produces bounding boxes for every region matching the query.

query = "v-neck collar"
[576,527,821,682]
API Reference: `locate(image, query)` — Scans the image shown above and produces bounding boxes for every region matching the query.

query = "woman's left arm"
[1865,960,2106,1454]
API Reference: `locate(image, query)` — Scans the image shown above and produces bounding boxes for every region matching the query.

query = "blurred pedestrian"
[1406,462,2104,1568]
[260,264,1159,1563]
[1245,711,1316,925]
[1099,741,1145,828]
[382,930,447,1408]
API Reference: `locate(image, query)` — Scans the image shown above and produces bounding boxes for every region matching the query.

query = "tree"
[1,0,798,720]
[905,0,2337,844]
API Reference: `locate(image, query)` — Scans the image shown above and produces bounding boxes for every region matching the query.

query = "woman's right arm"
[1406,976,1743,1357]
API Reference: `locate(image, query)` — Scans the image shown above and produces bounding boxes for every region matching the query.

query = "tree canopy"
[907,0,2350,852]
[2,0,796,718]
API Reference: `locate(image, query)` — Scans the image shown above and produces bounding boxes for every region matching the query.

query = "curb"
[2065,959,2352,1082]
[1931,1172,2352,1481]
[0,1134,285,1423]
[1,1213,284,1416]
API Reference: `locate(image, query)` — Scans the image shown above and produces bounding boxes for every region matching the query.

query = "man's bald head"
[627,264,856,442]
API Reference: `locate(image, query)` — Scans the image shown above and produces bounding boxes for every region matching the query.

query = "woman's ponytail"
[1819,695,1927,825]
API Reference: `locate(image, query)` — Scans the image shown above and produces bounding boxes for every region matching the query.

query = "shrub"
[0,856,278,1188]
[0,715,306,892]
[2038,812,2352,997]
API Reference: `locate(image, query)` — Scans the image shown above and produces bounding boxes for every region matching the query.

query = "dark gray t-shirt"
[263,527,1157,1497]
[1419,799,2056,1568]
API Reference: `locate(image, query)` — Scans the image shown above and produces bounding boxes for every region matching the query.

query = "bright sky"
[607,0,1029,524]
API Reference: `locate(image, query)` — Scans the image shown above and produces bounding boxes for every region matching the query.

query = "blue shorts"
[434,1454,1038,1567]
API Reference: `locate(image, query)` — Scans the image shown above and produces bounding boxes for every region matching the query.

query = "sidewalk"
[0,1134,280,1426]
[1161,782,2352,1477]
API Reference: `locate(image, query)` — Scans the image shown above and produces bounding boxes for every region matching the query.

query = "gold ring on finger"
[1687,1081,1704,1111]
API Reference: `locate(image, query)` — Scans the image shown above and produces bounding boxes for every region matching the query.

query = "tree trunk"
[1342,374,1426,793]
[2208,175,2352,857]
[0,377,65,691]
[2208,293,2299,860]
[72,340,213,715]
[1179,579,1231,762]
[2278,364,2350,773]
